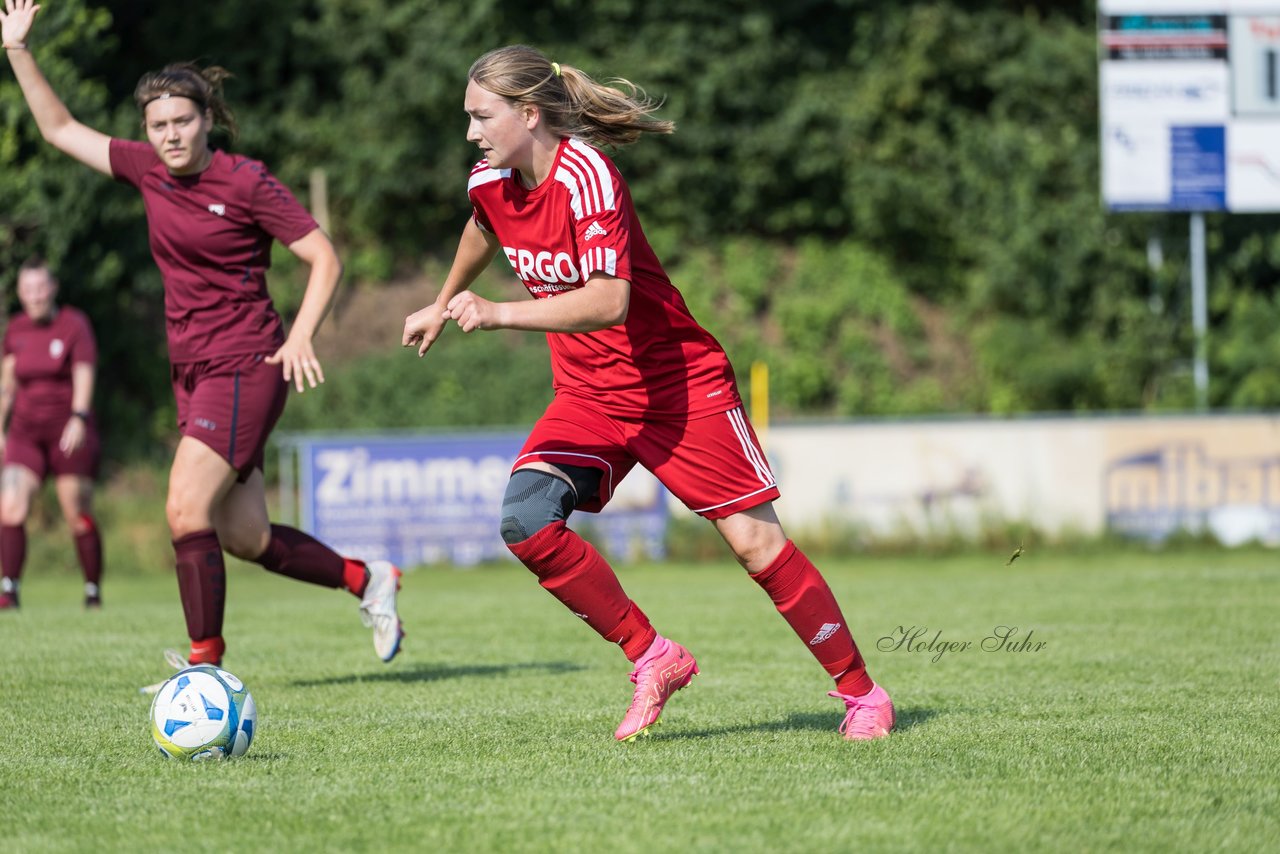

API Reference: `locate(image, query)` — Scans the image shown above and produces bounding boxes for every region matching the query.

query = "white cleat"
[359,561,404,663]
[139,648,192,695]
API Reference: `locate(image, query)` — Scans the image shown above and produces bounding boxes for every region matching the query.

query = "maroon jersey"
[3,307,97,427]
[109,139,318,364]
[467,138,741,419]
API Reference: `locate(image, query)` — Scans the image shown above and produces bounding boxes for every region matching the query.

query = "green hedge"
[5,1,1280,459]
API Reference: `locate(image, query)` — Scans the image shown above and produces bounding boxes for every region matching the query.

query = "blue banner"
[291,432,667,567]
[1169,124,1226,210]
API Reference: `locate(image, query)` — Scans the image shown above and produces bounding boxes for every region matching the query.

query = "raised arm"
[402,217,501,356]
[2,0,113,176]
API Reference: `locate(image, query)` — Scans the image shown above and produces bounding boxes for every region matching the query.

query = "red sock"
[254,524,349,591]
[190,636,225,665]
[508,521,655,658]
[604,602,659,662]
[342,559,370,597]
[749,541,874,697]
[1,524,26,583]
[173,529,226,646]
[74,515,103,586]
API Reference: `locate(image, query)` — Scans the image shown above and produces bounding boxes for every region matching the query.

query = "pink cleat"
[829,683,895,740]
[614,637,699,742]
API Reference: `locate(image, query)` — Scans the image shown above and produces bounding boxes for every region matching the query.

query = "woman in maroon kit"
[2,0,403,677]
[0,258,103,610]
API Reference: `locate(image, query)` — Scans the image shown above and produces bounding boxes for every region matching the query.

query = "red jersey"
[109,139,318,364]
[3,306,97,427]
[467,138,741,419]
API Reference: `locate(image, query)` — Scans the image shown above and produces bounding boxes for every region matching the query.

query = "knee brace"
[500,470,576,545]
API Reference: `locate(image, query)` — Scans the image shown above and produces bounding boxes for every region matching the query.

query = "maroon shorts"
[514,396,780,519]
[3,415,101,480]
[172,353,287,480]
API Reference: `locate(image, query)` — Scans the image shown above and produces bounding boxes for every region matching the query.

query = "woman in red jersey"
[2,0,403,675]
[403,45,894,741]
[0,258,103,610]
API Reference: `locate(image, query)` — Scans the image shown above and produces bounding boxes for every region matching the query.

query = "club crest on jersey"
[583,221,608,242]
[208,204,226,216]
[49,339,65,359]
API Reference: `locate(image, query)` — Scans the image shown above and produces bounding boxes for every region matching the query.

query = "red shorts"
[172,353,287,480]
[3,415,100,480]
[514,396,780,519]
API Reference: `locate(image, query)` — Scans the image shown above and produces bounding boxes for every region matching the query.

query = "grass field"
[1,548,1277,852]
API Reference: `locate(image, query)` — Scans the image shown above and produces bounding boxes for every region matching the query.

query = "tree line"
[2,1,1278,462]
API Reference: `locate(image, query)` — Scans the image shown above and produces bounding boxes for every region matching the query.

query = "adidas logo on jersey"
[208,204,226,216]
[583,221,608,241]
[809,622,842,645]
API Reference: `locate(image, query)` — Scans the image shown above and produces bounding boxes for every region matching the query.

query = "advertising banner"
[286,432,667,567]
[1230,14,1280,113]
[1099,1,1280,212]
[763,414,1280,547]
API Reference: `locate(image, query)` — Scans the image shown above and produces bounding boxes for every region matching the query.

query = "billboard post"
[1190,211,1208,409]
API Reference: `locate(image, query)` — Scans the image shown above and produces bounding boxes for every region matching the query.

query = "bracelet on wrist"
[3,43,28,50]
[72,410,90,421]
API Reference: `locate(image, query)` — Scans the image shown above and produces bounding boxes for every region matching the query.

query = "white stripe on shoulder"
[468,165,509,192]
[558,156,599,218]
[554,167,585,220]
[565,139,616,212]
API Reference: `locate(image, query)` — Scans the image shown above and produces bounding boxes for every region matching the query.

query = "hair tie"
[142,92,174,109]
[551,62,561,77]
[142,91,206,111]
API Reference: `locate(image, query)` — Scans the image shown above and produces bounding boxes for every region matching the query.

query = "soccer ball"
[149,665,257,761]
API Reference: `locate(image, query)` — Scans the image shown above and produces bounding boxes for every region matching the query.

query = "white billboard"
[1099,1,1280,212]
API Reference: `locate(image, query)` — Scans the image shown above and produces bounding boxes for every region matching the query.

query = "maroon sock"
[1,524,26,583]
[749,540,874,697]
[508,521,654,658]
[173,529,226,644]
[253,524,347,590]
[73,515,103,586]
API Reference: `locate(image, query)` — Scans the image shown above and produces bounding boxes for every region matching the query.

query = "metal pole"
[1190,212,1208,411]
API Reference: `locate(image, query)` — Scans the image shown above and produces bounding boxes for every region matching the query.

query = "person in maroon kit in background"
[2,0,404,681]
[0,257,103,610]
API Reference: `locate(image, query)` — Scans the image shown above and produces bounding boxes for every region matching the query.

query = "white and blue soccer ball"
[149,665,257,761]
